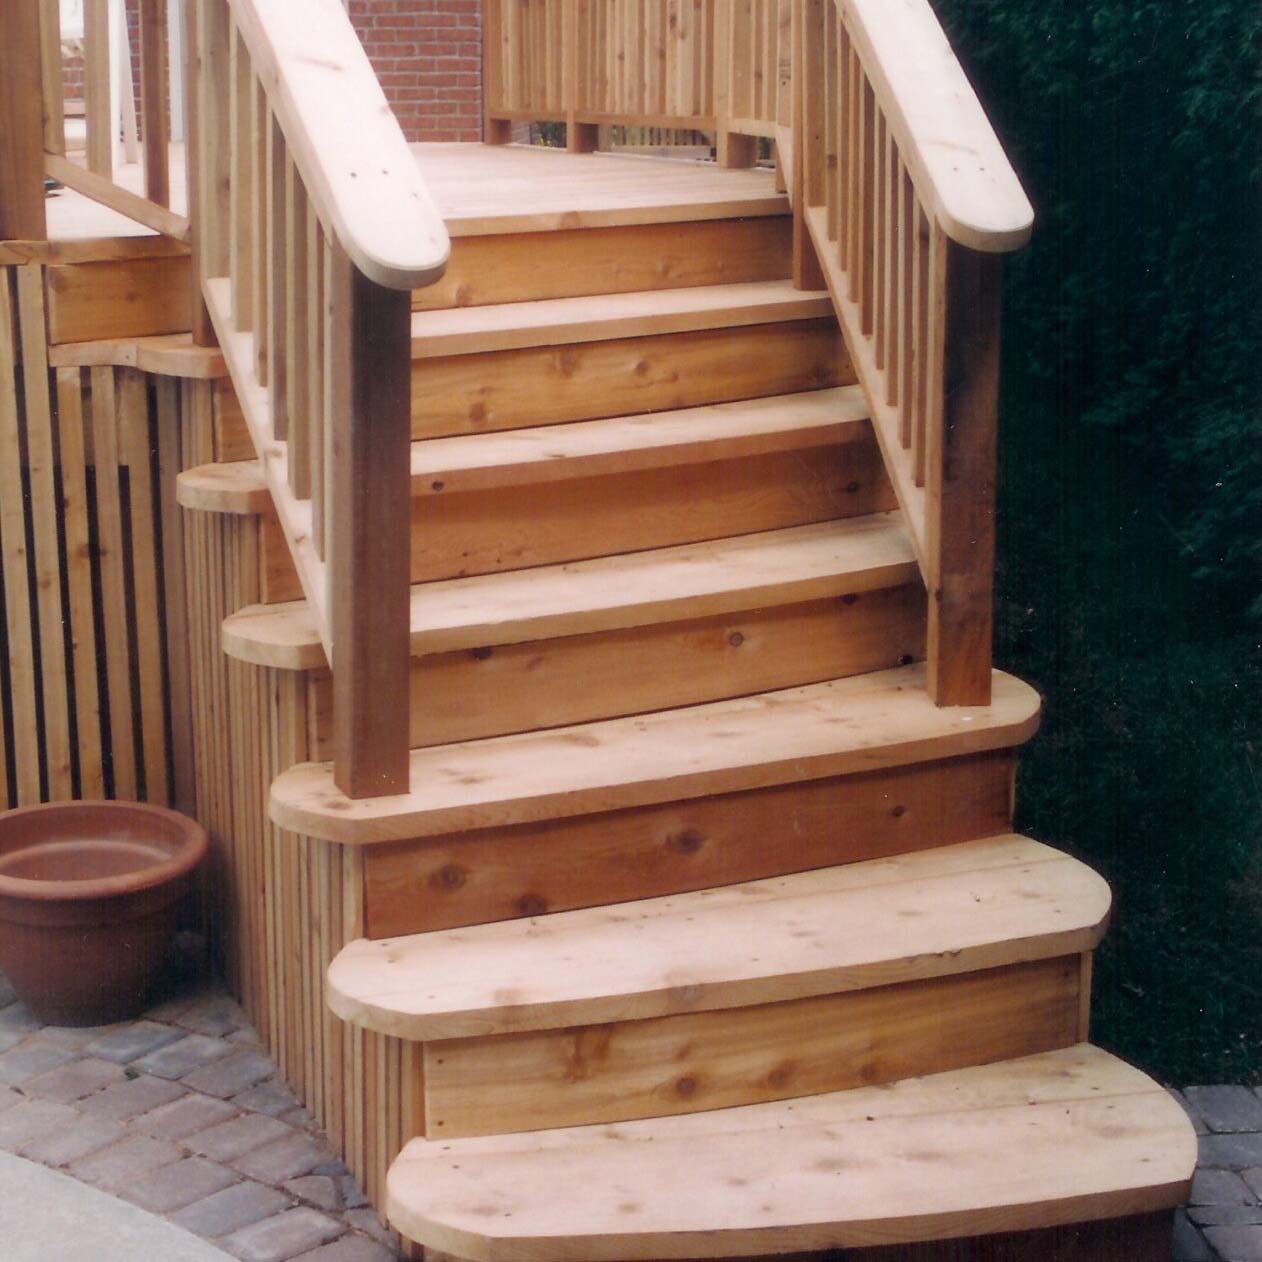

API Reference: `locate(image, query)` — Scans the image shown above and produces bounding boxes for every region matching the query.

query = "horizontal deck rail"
[187,0,449,797]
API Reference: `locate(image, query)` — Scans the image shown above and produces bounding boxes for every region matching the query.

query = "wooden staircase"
[177,180,1198,1258]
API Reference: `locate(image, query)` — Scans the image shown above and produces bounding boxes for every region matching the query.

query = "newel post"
[328,247,412,799]
[926,243,1001,706]
[0,0,48,241]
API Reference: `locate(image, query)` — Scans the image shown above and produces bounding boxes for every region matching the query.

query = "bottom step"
[387,1045,1195,1260]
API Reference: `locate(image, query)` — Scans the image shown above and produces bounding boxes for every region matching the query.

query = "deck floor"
[43,142,786,243]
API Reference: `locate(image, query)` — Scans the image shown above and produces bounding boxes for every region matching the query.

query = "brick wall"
[59,0,485,146]
[347,0,484,143]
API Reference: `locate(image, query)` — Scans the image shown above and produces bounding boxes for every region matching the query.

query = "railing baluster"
[823,7,838,242]
[859,78,875,337]
[38,0,65,156]
[84,0,112,176]
[252,91,268,385]
[911,203,929,485]
[898,164,914,445]
[309,209,326,560]
[267,112,289,440]
[286,157,310,500]
[229,24,253,330]
[874,109,887,369]
[844,45,860,298]
[139,0,171,206]
[884,130,900,406]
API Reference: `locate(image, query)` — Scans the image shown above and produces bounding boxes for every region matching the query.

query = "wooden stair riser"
[213,319,851,455]
[258,437,896,601]
[415,219,793,311]
[304,585,927,757]
[420,955,1087,1138]
[360,751,1016,939]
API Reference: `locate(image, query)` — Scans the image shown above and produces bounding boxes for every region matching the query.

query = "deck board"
[35,142,782,245]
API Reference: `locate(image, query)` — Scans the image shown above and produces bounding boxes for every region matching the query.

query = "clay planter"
[0,802,208,1026]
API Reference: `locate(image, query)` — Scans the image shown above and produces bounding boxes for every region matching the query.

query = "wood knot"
[668,829,705,855]
[516,893,548,917]
[432,863,467,891]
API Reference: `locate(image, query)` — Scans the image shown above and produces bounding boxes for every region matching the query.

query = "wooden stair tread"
[268,664,1041,843]
[224,513,919,669]
[386,1044,1196,1259]
[410,281,835,358]
[411,386,870,495]
[327,834,1110,1041]
[178,386,869,515]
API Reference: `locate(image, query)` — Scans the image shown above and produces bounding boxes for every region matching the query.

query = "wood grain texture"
[0,0,47,240]
[46,257,193,345]
[330,836,1109,1040]
[270,664,1040,844]
[422,956,1083,1135]
[362,750,1015,938]
[386,1045,1194,1260]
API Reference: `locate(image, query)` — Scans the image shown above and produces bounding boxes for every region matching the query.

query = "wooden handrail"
[840,0,1032,254]
[226,0,449,291]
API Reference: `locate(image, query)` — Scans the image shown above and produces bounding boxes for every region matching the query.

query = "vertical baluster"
[139,0,170,206]
[229,25,253,331]
[38,0,66,156]
[286,160,310,499]
[911,201,930,484]
[873,110,886,370]
[845,45,860,299]
[322,236,336,570]
[823,6,838,242]
[898,165,915,445]
[858,78,875,337]
[834,19,847,264]
[252,89,268,385]
[267,112,289,439]
[884,131,900,406]
[84,0,112,176]
[309,209,326,559]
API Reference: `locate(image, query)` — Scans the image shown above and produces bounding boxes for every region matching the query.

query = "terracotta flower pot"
[0,801,208,1026]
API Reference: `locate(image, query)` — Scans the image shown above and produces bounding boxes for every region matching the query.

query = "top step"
[387,1044,1196,1260]
[410,282,834,359]
[269,664,1040,844]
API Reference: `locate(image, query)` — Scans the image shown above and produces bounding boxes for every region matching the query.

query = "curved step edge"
[386,1044,1196,1261]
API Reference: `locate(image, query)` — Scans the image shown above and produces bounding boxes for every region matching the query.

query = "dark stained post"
[926,243,1001,706]
[328,246,412,798]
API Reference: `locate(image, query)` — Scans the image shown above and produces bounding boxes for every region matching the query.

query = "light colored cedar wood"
[45,256,193,345]
[226,514,917,668]
[830,0,1031,253]
[386,1045,1195,1260]
[38,0,65,156]
[304,584,925,756]
[1079,952,1095,1041]
[284,163,311,499]
[227,0,448,289]
[409,282,832,360]
[409,387,868,496]
[42,155,191,244]
[15,268,74,798]
[84,0,112,176]
[0,238,190,267]
[266,120,290,441]
[327,249,413,798]
[328,835,1108,1041]
[790,0,825,291]
[252,435,893,603]
[926,244,1000,706]
[269,664,1041,844]
[229,23,254,331]
[412,144,785,239]
[138,0,170,205]
[0,0,47,240]
[212,378,254,459]
[804,201,928,569]
[177,461,271,515]
[412,219,791,311]
[47,334,227,378]
[89,367,138,799]
[362,750,1015,938]
[251,91,269,382]
[202,278,330,649]
[409,319,848,439]
[423,955,1083,1136]
[0,271,41,803]
[120,369,169,801]
[155,376,196,813]
[55,370,106,798]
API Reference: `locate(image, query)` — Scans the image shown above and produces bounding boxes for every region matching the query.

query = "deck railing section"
[186,0,449,796]
[792,0,1031,705]
[0,0,190,241]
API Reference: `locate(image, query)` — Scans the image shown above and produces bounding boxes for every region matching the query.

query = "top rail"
[842,0,1031,253]
[228,0,449,290]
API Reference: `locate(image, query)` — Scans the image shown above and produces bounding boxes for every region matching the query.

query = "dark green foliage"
[932,0,1262,1081]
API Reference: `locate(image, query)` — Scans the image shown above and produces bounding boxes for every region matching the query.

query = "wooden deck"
[41,142,784,244]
